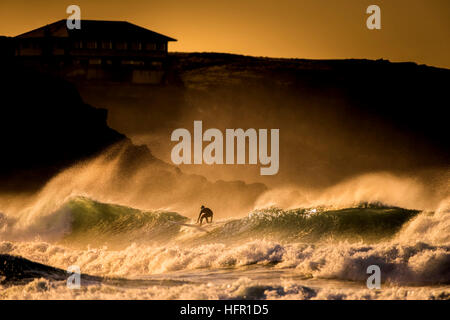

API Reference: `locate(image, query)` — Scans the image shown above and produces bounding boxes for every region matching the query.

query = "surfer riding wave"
[197,205,213,225]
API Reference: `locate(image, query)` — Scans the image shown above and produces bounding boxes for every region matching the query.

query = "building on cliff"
[13,19,177,84]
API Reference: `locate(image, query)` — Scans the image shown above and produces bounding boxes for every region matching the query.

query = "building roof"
[15,19,177,42]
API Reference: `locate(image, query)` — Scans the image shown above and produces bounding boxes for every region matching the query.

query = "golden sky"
[1,0,449,68]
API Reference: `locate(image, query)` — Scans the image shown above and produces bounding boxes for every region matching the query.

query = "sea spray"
[0,197,420,246]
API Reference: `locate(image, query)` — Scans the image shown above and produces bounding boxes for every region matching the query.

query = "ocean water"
[0,196,449,300]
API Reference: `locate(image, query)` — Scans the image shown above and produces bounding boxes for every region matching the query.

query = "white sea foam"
[0,173,448,300]
[1,276,448,300]
[2,237,449,286]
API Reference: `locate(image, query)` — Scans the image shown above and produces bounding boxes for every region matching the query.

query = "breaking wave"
[1,196,449,298]
[204,205,419,243]
[0,197,421,246]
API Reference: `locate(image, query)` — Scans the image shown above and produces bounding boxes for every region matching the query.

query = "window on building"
[23,40,37,49]
[156,43,166,51]
[29,41,41,49]
[89,59,102,65]
[21,41,30,49]
[121,60,144,65]
[86,40,97,49]
[73,40,83,49]
[115,41,128,50]
[145,42,156,51]
[101,41,112,49]
[54,40,65,49]
[130,42,142,51]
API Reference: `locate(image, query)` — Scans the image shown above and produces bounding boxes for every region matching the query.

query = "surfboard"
[168,221,212,233]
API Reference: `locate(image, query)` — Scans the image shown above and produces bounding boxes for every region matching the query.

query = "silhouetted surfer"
[197,205,213,225]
